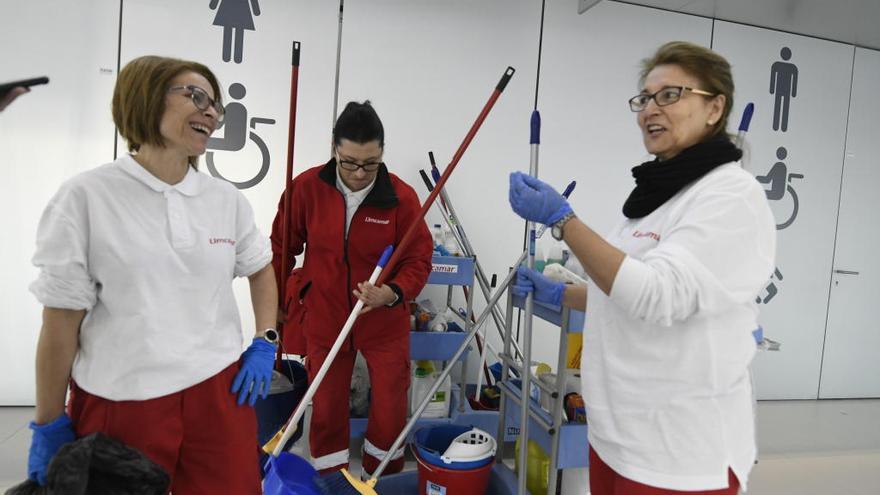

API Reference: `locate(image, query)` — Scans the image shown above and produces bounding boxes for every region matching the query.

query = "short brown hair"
[112,56,222,167]
[639,41,734,140]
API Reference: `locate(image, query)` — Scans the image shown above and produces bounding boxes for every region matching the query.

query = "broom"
[312,66,515,495]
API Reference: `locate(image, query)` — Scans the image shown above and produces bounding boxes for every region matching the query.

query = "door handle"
[833,270,860,275]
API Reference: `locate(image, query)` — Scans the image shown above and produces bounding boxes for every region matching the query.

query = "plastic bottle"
[442,225,460,256]
[432,224,444,250]
[531,363,551,403]
[533,245,546,273]
[428,313,447,332]
[514,437,550,495]
[546,241,564,267]
[410,360,451,418]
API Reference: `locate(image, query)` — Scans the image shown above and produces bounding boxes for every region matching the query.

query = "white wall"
[712,21,855,399]
[818,47,880,398]
[1,0,877,404]
[0,0,120,405]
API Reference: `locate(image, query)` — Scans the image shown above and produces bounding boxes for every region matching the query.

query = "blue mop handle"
[561,180,576,199]
[530,109,541,144]
[735,102,754,149]
[738,102,755,132]
[536,180,576,238]
[377,245,393,268]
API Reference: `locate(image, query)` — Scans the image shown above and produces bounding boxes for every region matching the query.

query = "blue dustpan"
[263,453,320,495]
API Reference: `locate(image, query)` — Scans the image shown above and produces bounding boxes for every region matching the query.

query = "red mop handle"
[376,66,515,287]
[279,42,301,304]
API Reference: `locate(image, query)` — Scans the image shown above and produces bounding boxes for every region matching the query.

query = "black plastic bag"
[5,432,169,495]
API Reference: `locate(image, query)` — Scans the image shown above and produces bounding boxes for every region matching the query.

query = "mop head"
[313,468,377,495]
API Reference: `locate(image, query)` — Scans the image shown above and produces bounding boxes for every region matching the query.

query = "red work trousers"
[306,335,410,476]
[589,448,740,495]
[68,362,261,495]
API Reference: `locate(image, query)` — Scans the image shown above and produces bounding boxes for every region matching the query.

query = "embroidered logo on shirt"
[209,238,236,246]
[364,216,390,225]
[632,230,661,242]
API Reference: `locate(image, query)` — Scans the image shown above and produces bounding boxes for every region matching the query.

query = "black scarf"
[622,137,742,219]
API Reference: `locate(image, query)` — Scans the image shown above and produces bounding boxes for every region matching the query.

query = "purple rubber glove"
[28,413,76,485]
[508,172,573,226]
[512,266,565,307]
[231,338,277,406]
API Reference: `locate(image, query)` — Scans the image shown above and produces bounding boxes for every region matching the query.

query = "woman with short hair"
[26,55,277,494]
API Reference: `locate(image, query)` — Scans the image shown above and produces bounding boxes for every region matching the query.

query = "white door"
[819,47,880,398]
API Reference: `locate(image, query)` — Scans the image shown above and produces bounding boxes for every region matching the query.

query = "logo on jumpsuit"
[364,216,390,225]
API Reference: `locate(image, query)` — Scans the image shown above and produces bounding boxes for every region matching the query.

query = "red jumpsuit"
[271,159,432,474]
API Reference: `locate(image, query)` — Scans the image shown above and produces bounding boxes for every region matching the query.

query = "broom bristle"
[262,429,286,455]
[314,468,377,495]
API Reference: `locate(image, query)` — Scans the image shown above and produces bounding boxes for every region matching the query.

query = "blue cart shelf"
[492,292,589,494]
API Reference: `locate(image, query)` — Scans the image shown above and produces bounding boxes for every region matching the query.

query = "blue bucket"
[263,453,320,495]
[414,425,494,471]
[257,360,308,476]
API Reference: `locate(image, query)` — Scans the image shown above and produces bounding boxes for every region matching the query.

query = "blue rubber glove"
[231,338,277,406]
[28,413,76,485]
[508,172,573,226]
[512,266,565,307]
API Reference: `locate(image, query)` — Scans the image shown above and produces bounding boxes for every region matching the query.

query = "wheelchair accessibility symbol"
[756,146,804,230]
[206,83,273,189]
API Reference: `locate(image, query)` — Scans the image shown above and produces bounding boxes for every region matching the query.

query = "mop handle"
[518,109,541,495]
[735,102,754,149]
[419,167,494,387]
[535,180,576,238]
[279,41,301,307]
[374,66,515,287]
[372,259,522,479]
[270,246,394,457]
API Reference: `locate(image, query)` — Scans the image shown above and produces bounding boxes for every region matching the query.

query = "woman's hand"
[512,266,565,307]
[509,172,572,226]
[354,282,397,314]
[28,413,75,485]
[231,338,276,406]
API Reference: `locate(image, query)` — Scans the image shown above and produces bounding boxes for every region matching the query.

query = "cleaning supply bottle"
[442,225,460,256]
[428,313,447,332]
[410,360,451,418]
[531,363,551,404]
[514,437,550,495]
[432,224,444,247]
[546,241,564,268]
[533,245,546,273]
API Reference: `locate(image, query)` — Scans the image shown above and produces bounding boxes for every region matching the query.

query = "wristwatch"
[551,212,577,241]
[259,328,279,345]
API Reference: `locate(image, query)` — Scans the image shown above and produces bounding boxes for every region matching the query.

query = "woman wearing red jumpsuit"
[271,101,433,477]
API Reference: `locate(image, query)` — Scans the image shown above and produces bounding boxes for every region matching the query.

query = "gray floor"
[2,399,879,494]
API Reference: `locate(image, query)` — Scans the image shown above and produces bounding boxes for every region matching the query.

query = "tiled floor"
[2,399,879,494]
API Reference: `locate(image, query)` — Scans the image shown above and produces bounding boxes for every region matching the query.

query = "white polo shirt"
[30,154,272,401]
[336,170,375,236]
[583,162,776,491]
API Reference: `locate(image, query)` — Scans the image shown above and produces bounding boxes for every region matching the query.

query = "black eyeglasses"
[336,151,383,172]
[628,86,715,112]
[168,85,225,122]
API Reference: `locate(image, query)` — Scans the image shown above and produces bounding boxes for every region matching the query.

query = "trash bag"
[4,432,169,495]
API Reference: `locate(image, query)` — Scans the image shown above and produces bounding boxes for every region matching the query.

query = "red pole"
[279,42,301,353]
[376,66,515,286]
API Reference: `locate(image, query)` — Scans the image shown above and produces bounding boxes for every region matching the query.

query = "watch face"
[552,225,563,240]
[264,328,279,343]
